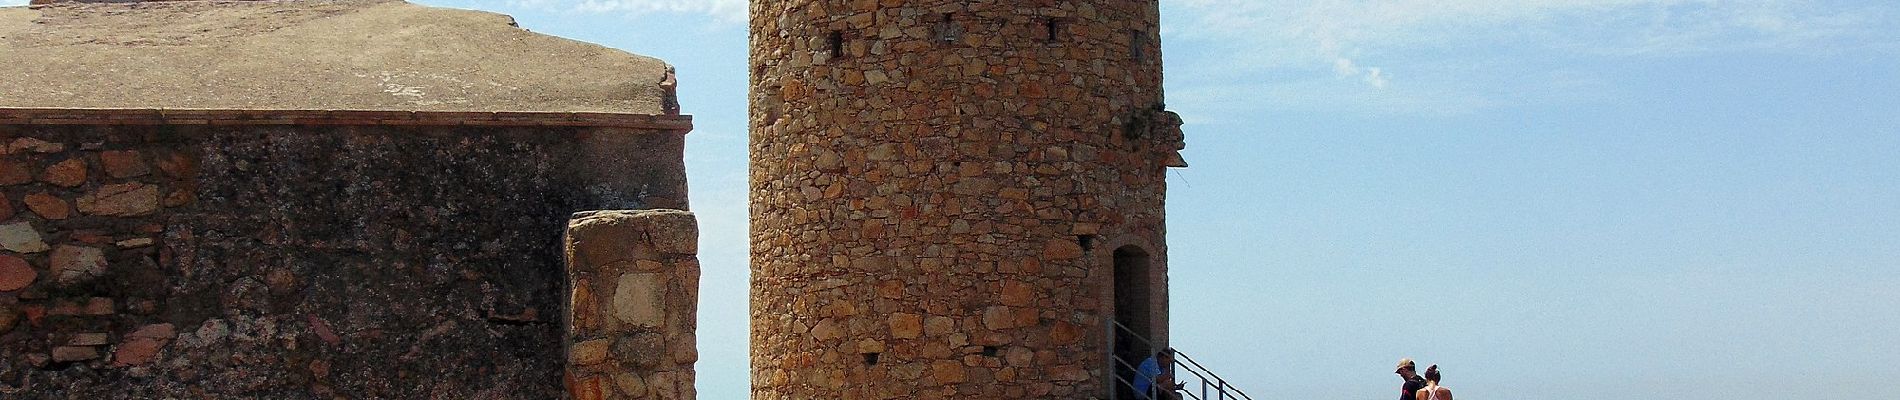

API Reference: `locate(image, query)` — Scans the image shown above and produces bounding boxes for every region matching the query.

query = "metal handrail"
[1175,351,1256,400]
[1110,354,1184,400]
[1110,353,1205,400]
[1108,319,1256,400]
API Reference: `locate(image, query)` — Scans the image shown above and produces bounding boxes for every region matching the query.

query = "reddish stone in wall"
[570,375,606,400]
[39,158,86,187]
[0,255,34,291]
[111,323,176,367]
[100,150,151,178]
[24,193,72,220]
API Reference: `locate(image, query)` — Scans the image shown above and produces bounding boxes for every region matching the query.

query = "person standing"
[1395,358,1428,400]
[1413,365,1453,400]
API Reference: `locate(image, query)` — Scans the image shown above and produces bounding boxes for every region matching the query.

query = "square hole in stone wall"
[827,30,846,59]
[1044,18,1068,43]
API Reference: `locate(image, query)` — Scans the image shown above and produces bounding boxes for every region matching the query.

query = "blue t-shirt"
[1134,357,1162,398]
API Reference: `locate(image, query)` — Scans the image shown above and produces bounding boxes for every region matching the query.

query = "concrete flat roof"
[0,0,673,114]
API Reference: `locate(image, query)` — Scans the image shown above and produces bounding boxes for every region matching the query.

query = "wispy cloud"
[1332,57,1389,88]
[1163,0,1892,113]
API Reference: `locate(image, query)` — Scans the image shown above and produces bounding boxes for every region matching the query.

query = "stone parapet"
[563,210,699,400]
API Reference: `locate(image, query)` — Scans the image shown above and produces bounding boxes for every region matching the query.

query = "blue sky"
[13,0,1896,398]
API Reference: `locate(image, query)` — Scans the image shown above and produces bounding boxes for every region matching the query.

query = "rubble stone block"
[613,372,646,398]
[614,272,666,328]
[111,323,179,366]
[572,339,612,366]
[77,182,160,216]
[49,245,106,286]
[10,138,66,154]
[69,332,111,346]
[101,150,151,178]
[24,192,72,220]
[40,158,87,187]
[888,313,923,339]
[53,346,101,362]
[0,221,49,253]
[0,254,36,291]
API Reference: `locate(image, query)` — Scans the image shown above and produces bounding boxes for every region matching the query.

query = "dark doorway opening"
[1112,245,1153,398]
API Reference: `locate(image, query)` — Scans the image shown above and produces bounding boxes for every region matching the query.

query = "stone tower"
[750,0,1186,398]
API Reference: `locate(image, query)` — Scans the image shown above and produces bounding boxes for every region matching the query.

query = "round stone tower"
[750,1,1186,398]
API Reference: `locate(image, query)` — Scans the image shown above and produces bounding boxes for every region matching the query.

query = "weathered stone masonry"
[750,1,1187,399]
[564,210,701,400]
[0,110,692,398]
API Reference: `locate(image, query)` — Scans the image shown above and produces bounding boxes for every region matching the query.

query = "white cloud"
[1331,57,1391,89]
[1,0,26,6]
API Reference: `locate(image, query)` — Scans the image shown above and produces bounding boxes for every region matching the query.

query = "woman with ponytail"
[1413,365,1453,400]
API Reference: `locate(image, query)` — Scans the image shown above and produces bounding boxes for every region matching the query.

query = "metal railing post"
[1107,319,1118,400]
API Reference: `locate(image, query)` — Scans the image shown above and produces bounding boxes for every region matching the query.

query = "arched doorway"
[1112,245,1153,398]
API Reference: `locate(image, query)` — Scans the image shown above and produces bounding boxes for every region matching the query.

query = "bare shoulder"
[1436,386,1453,399]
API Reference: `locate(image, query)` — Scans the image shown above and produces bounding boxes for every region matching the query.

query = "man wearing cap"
[1396,358,1428,400]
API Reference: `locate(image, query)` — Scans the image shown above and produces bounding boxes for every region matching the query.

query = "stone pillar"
[563,210,699,400]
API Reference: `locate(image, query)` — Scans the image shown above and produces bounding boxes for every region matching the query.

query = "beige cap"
[1396,358,1416,371]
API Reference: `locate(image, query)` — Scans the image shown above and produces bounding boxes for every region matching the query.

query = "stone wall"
[0,112,692,398]
[563,210,699,400]
[750,1,1185,399]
